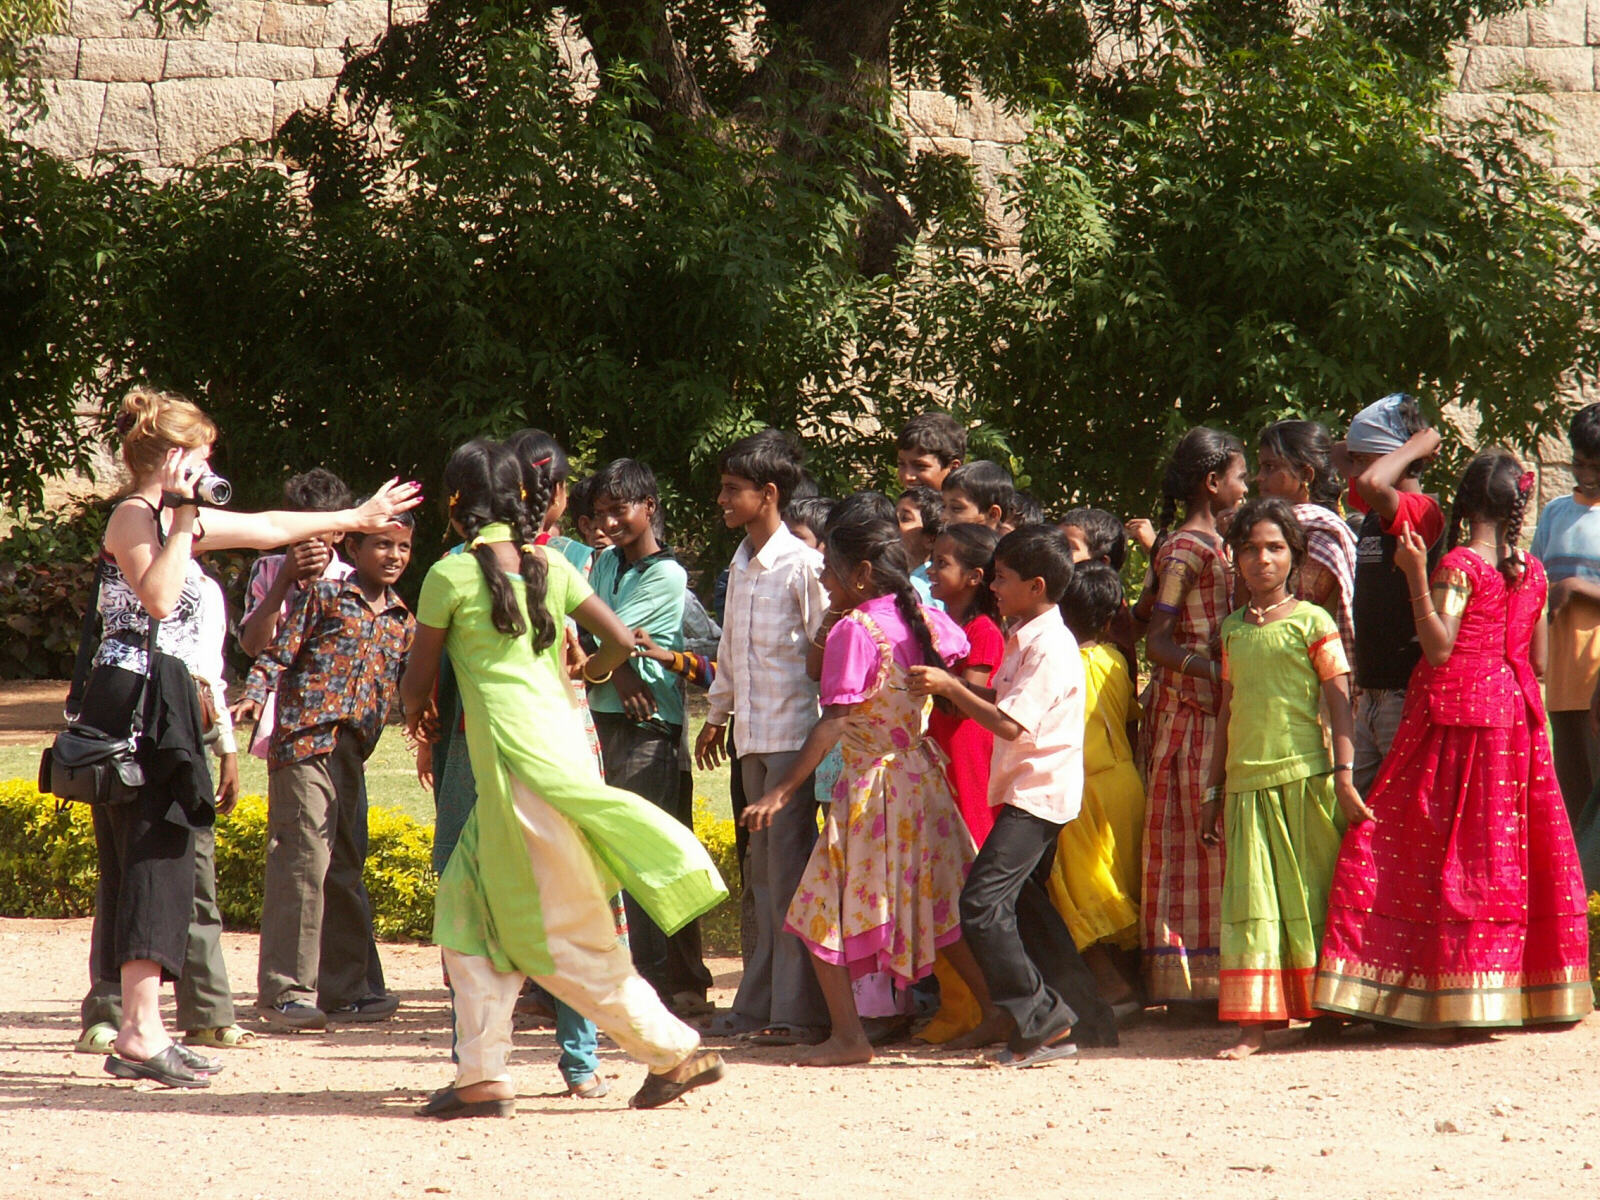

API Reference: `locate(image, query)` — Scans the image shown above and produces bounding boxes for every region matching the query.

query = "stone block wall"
[1448,2,1600,502]
[15,0,415,171]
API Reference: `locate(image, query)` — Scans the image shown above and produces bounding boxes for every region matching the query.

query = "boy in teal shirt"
[585,458,712,1011]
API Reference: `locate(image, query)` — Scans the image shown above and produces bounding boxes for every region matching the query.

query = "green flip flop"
[74,1023,117,1055]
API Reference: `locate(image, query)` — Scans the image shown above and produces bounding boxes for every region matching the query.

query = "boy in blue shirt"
[1531,403,1600,819]
[585,457,713,1012]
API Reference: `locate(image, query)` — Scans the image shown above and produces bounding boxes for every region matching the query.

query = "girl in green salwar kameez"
[1201,499,1373,1060]
[401,440,727,1116]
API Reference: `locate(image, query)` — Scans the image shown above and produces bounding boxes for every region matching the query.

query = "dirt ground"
[0,918,1595,1200]
[0,680,68,745]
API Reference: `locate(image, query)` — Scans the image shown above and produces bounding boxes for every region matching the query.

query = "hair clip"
[449,491,460,509]
[1518,470,1535,497]
[530,455,552,468]
[113,411,137,436]
[520,486,528,501]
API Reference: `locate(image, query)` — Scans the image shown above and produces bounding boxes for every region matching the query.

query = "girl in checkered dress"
[1139,427,1248,1007]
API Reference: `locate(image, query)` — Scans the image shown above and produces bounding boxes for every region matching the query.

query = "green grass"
[5,717,734,826]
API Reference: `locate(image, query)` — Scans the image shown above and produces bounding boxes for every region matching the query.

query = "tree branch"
[577,0,713,121]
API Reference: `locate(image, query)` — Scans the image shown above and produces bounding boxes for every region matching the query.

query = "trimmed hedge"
[0,779,743,951]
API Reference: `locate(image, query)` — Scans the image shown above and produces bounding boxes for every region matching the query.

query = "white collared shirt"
[988,605,1085,824]
[706,522,828,754]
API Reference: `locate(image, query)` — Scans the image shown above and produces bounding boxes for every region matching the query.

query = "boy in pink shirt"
[911,525,1116,1065]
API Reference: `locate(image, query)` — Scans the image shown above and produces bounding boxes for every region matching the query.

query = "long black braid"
[1152,426,1245,558]
[514,457,558,652]
[1448,449,1529,587]
[827,514,941,667]
[442,441,528,637]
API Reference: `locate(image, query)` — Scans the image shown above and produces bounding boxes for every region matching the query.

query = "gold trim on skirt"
[1314,958,1594,1028]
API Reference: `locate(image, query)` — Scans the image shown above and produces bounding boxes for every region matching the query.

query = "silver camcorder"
[191,470,232,505]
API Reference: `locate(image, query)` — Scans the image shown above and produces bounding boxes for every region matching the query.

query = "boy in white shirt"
[696,430,829,1040]
[912,525,1116,1065]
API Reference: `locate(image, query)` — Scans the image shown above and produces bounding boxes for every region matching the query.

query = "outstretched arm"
[741,708,852,830]
[908,666,1023,741]
[194,479,422,552]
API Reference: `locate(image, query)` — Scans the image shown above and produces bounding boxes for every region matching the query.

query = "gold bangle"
[1180,652,1195,677]
[581,663,613,685]
[1409,591,1430,603]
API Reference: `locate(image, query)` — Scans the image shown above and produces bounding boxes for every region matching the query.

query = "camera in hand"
[193,471,232,505]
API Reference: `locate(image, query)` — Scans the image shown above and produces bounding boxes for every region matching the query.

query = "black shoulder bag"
[40,606,160,808]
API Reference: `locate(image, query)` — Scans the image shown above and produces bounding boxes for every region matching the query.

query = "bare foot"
[113,1032,173,1062]
[944,1011,1012,1052]
[795,1036,873,1067]
[1217,1025,1265,1060]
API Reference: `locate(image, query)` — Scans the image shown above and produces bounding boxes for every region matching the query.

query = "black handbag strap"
[75,497,166,739]
[65,557,108,717]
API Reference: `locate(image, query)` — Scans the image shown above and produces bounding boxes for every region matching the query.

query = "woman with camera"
[83,389,420,1089]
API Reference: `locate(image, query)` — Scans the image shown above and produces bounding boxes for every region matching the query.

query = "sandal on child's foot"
[418,1088,515,1120]
[75,1023,117,1055]
[993,1028,1077,1069]
[567,1075,609,1099]
[185,1025,256,1050]
[628,1051,725,1109]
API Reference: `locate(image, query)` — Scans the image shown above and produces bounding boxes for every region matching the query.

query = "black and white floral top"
[92,503,208,677]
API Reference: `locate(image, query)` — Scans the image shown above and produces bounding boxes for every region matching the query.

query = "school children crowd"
[72,389,1595,1110]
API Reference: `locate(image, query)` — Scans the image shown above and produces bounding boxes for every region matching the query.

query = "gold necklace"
[1247,594,1294,624]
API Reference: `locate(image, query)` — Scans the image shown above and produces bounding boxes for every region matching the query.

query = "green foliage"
[0,506,106,678]
[693,795,741,953]
[214,794,436,940]
[868,18,1600,515]
[1590,891,1600,1001]
[2,1,1596,544]
[0,780,743,950]
[0,779,99,916]
[0,782,440,941]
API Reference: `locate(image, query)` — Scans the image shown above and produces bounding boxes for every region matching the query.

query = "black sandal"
[628,1050,725,1109]
[418,1086,515,1120]
[104,1045,211,1089]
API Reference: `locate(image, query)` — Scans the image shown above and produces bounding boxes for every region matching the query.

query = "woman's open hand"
[354,478,424,531]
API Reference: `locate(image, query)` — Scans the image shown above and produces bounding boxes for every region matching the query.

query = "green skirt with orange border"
[1219,772,1345,1022]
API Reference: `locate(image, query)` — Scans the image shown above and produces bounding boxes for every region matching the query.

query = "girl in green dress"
[1201,498,1373,1059]
[401,440,727,1116]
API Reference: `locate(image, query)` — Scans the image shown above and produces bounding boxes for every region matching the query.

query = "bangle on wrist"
[1180,652,1195,677]
[581,663,613,685]
[1409,591,1430,603]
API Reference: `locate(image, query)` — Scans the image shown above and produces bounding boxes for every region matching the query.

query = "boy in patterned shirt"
[239,510,415,1032]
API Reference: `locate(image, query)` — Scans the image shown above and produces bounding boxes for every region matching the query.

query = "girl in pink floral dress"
[743,514,999,1066]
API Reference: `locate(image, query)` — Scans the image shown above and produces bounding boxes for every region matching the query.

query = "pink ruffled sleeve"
[926,606,971,667]
[820,618,882,706]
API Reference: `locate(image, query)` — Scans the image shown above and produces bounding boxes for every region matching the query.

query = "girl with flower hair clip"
[1316,450,1593,1035]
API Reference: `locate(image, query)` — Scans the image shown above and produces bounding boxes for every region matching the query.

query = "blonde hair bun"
[117,387,218,479]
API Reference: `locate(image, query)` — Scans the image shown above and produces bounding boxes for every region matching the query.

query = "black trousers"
[83,664,200,984]
[594,713,713,999]
[960,805,1117,1051]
